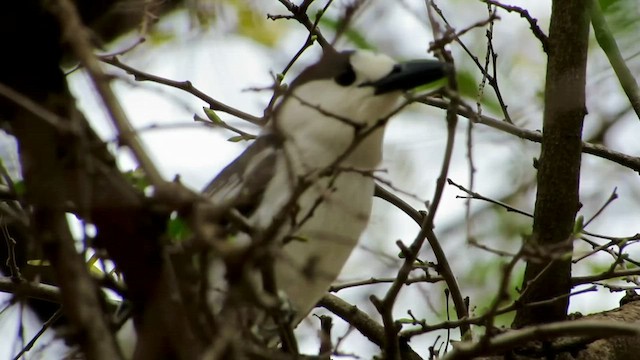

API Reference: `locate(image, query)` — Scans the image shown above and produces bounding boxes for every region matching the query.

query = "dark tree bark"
[514,0,591,327]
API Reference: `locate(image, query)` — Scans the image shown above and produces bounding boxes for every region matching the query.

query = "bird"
[202,48,448,337]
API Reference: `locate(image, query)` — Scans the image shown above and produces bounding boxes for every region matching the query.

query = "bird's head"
[276,49,447,128]
[272,49,448,167]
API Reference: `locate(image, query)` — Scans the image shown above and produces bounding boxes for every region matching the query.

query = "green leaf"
[86,254,107,277]
[123,168,150,191]
[27,259,51,266]
[167,216,191,242]
[589,261,613,275]
[13,180,26,197]
[599,0,615,11]
[203,107,223,124]
[457,70,503,115]
[231,0,284,47]
[148,29,175,46]
[457,70,478,99]
[573,215,584,236]
[227,135,246,142]
[412,78,447,93]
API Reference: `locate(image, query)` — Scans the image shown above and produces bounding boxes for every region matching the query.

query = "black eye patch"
[334,64,356,86]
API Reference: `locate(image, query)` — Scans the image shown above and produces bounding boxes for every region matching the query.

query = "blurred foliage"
[12,180,25,198]
[456,70,502,115]
[493,212,532,245]
[167,214,191,243]
[231,0,285,47]
[147,29,177,46]
[598,0,640,54]
[163,0,286,46]
[319,16,375,50]
[123,167,150,192]
[413,77,448,93]
[600,0,640,33]
[588,259,613,275]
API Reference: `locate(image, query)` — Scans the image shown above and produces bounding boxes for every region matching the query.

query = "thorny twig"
[482,0,549,53]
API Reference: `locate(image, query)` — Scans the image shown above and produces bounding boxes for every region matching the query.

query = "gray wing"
[202,133,282,218]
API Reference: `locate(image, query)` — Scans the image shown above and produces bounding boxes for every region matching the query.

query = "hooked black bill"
[365,60,449,95]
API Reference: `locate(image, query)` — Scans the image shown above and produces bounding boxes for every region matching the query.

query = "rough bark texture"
[569,302,640,360]
[513,0,591,327]
[480,300,640,360]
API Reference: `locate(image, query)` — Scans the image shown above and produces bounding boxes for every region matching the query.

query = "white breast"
[245,69,400,320]
[275,169,375,319]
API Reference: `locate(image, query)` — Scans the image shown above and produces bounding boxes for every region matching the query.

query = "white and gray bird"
[203,49,447,330]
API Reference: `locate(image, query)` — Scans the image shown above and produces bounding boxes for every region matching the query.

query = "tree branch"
[52,0,164,187]
[419,98,640,173]
[514,0,591,327]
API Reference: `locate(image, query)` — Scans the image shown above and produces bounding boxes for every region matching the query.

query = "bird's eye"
[334,65,356,86]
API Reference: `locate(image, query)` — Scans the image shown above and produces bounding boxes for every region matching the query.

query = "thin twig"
[400,286,597,338]
[53,0,164,188]
[576,236,640,268]
[481,4,513,124]
[477,248,524,343]
[482,0,549,53]
[448,178,533,218]
[194,114,257,141]
[582,187,618,228]
[12,309,63,360]
[0,277,61,303]
[270,0,332,49]
[420,97,640,173]
[280,0,334,76]
[330,275,443,293]
[573,268,640,286]
[98,37,147,58]
[429,1,515,127]
[101,56,264,125]
[428,12,501,54]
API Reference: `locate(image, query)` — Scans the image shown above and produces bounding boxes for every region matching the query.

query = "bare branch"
[269,0,332,50]
[444,320,640,360]
[51,0,164,188]
[101,56,265,125]
[420,97,640,173]
[482,0,549,52]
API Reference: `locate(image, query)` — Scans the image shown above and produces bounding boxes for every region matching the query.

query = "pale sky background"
[2,0,640,358]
